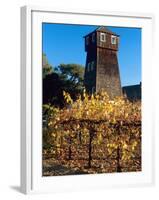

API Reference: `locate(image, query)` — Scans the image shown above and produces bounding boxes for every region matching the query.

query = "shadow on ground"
[43,162,88,176]
[10,186,22,194]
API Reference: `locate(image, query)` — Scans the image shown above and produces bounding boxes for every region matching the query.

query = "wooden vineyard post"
[116,146,121,172]
[88,130,93,168]
[68,135,72,160]
[116,124,121,172]
[78,131,82,144]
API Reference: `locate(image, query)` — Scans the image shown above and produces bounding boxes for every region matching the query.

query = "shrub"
[43,90,141,172]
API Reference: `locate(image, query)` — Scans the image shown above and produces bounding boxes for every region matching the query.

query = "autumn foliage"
[43,90,141,176]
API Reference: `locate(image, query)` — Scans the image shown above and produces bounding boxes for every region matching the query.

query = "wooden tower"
[84,26,122,98]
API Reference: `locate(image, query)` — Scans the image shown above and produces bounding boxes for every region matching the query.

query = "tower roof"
[84,26,119,38]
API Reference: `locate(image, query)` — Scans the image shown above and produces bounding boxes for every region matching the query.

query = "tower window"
[87,63,90,72]
[100,33,106,42]
[86,36,89,45]
[111,35,117,44]
[92,86,95,94]
[91,61,95,71]
[92,33,95,43]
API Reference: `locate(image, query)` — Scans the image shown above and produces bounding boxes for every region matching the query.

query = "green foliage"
[55,63,84,82]
[42,53,53,78]
[43,62,85,107]
[55,63,84,91]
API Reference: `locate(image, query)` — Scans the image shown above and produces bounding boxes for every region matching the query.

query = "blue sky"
[42,23,141,87]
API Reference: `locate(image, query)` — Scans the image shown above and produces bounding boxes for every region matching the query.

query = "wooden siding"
[84,27,122,98]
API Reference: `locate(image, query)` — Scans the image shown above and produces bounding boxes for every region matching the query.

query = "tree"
[42,53,53,78]
[43,60,85,107]
[55,63,84,91]
[43,72,65,107]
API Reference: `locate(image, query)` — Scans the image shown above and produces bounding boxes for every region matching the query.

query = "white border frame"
[21,6,154,194]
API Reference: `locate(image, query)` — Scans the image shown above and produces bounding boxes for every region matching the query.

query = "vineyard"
[42,91,141,176]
